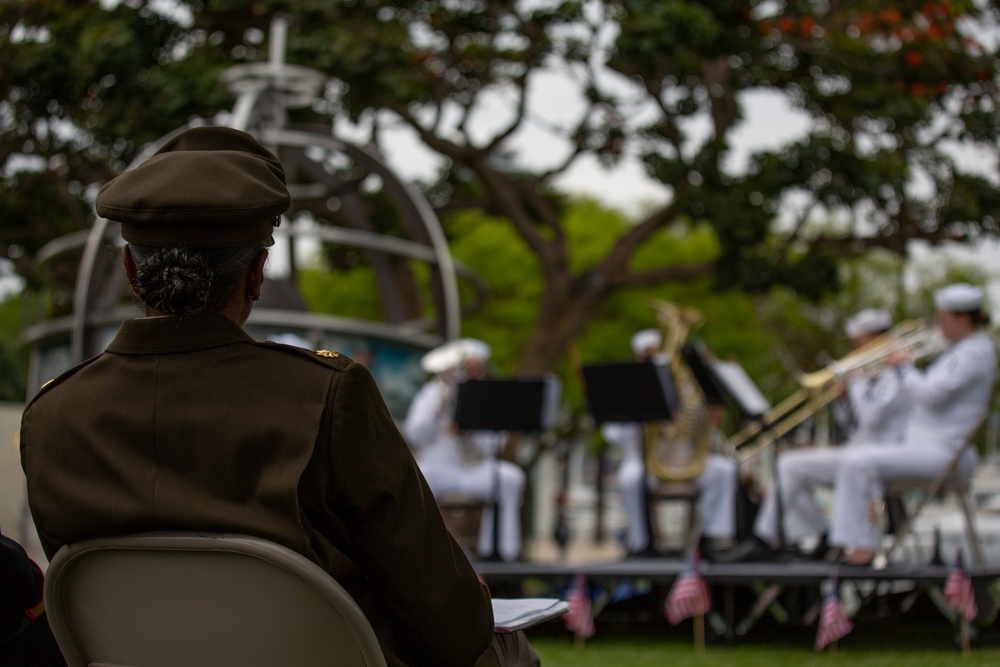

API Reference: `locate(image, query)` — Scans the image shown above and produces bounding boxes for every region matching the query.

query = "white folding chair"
[44,532,388,667]
[881,415,987,567]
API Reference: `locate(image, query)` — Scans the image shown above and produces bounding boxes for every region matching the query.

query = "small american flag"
[563,571,595,639]
[944,550,978,623]
[664,550,711,625]
[815,576,853,651]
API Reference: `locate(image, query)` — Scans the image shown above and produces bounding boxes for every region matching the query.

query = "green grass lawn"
[523,614,1000,666]
[527,592,1000,667]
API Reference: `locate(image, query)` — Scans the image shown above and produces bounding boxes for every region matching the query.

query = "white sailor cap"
[631,328,662,355]
[420,338,491,374]
[844,308,892,338]
[934,283,984,312]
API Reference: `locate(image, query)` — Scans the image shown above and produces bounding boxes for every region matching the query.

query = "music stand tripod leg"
[485,454,502,562]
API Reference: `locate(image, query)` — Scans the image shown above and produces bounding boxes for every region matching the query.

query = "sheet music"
[710,360,771,418]
[492,598,569,632]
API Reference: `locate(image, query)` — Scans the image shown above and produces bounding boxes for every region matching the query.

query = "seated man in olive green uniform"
[20,126,538,667]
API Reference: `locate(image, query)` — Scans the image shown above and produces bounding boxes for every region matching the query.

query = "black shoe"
[698,537,735,563]
[713,536,784,563]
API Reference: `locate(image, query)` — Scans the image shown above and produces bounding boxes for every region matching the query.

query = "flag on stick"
[944,549,977,623]
[563,571,595,641]
[815,575,853,651]
[665,550,711,625]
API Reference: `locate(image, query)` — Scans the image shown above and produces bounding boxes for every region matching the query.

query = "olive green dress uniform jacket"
[20,314,500,667]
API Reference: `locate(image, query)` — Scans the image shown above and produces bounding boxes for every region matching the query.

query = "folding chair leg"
[685,510,703,554]
[885,494,924,562]
[956,491,985,566]
[734,583,785,636]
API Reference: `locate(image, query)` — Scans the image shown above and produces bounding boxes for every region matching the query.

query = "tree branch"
[473,161,552,258]
[609,260,715,289]
[597,201,684,282]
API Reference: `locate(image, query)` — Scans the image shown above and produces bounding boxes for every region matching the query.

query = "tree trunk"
[517,280,607,376]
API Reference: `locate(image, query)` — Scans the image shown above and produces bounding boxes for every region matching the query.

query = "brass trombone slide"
[728,319,933,461]
[796,320,938,391]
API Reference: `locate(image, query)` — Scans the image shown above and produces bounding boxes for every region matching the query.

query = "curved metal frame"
[23,16,473,395]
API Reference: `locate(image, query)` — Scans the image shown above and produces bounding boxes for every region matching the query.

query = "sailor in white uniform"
[601,329,738,557]
[402,338,525,562]
[830,283,997,565]
[740,309,913,559]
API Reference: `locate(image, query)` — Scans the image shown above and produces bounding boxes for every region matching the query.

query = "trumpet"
[729,320,942,462]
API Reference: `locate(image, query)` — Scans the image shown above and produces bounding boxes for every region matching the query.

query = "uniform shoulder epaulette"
[27,354,105,407]
[258,340,353,370]
[308,348,351,369]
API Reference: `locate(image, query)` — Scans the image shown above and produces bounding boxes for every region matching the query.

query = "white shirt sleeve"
[899,340,990,410]
[402,380,450,449]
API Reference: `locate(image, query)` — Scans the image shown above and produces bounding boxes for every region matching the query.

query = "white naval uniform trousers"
[754,368,912,545]
[601,421,737,552]
[829,332,997,551]
[402,378,525,561]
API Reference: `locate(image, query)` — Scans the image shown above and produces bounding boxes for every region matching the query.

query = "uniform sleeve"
[325,363,494,667]
[900,342,990,409]
[401,380,450,449]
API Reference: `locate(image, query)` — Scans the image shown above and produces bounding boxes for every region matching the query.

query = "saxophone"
[643,300,714,482]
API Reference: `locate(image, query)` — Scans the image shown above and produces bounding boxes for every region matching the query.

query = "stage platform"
[473,554,1000,585]
[472,552,1000,643]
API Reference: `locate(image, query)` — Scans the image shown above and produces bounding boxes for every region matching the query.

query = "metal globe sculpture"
[23,17,476,419]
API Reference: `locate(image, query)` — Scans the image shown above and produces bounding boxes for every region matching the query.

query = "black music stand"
[708,358,792,548]
[581,361,677,425]
[453,377,562,561]
[581,361,677,555]
[680,342,728,407]
[680,341,771,420]
[454,378,560,432]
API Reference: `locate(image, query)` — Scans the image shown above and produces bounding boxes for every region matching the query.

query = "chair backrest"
[44,532,388,667]
[880,412,989,567]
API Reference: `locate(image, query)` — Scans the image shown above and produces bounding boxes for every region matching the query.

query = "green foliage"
[298,263,386,323]
[446,208,543,377]
[610,0,1000,296]
[446,201,794,411]
[3,0,998,380]
[0,291,28,402]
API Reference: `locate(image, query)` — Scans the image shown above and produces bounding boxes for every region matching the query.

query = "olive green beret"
[95,126,290,248]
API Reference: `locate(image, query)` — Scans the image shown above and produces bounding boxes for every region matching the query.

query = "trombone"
[729,320,941,462]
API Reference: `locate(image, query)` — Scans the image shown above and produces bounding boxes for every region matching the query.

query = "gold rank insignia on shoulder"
[316,350,340,358]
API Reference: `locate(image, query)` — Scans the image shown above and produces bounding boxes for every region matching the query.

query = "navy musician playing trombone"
[719,308,914,562]
[828,283,997,566]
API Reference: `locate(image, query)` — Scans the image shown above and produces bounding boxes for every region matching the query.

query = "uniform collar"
[105,313,255,355]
